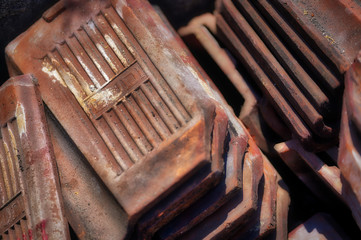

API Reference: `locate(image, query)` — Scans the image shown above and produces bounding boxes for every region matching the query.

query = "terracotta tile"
[5,0,238,236]
[47,113,130,240]
[0,75,69,239]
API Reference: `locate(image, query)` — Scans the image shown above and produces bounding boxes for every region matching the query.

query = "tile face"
[41,4,192,172]
[6,0,230,226]
[0,75,69,240]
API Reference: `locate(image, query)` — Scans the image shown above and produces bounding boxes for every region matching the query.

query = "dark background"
[0,0,58,81]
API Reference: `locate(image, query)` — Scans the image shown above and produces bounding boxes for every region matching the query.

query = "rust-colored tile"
[339,53,361,200]
[0,75,69,239]
[276,140,342,196]
[47,113,130,240]
[5,0,237,235]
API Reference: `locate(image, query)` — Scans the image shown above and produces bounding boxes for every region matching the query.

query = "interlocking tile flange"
[5,0,234,234]
[156,125,289,240]
[0,74,69,240]
[133,108,229,239]
[179,137,263,239]
[156,126,253,239]
[231,152,290,240]
[170,137,289,240]
[215,0,360,151]
[154,117,289,240]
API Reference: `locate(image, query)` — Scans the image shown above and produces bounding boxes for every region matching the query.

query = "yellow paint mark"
[325,35,336,44]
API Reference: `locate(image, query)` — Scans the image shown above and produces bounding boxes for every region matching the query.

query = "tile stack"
[2,0,289,239]
[178,0,361,233]
[177,0,361,236]
[1,0,360,238]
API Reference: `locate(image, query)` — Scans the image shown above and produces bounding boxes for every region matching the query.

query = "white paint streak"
[352,149,361,170]
[15,103,27,136]
[96,43,118,73]
[76,57,102,88]
[16,103,47,150]
[88,21,97,32]
[42,60,67,88]
[91,88,121,106]
[7,127,20,157]
[114,1,127,18]
[162,48,173,58]
[92,58,110,82]
[187,66,215,100]
[6,39,20,55]
[112,24,136,57]
[104,34,128,66]
[157,24,172,42]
